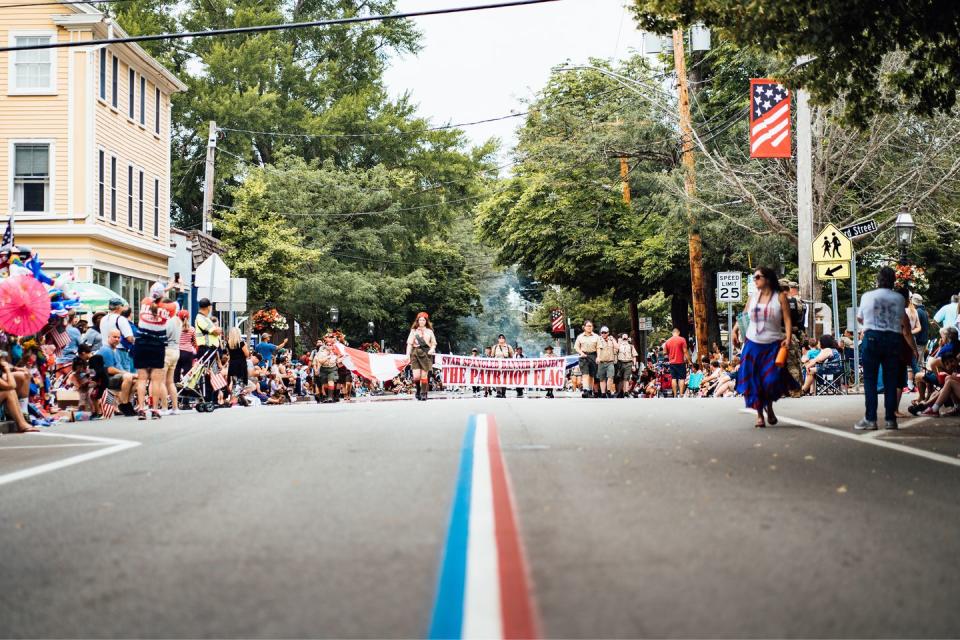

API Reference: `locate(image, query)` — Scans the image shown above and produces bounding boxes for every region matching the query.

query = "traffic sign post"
[717,272,742,361]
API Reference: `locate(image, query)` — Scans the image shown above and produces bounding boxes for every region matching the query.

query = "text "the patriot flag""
[749,79,791,159]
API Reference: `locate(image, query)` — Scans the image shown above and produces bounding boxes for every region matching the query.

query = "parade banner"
[436,354,566,389]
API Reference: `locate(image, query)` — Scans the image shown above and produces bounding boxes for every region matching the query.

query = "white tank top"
[746,292,785,344]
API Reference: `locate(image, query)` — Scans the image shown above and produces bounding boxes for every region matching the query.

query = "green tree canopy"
[631,0,960,126]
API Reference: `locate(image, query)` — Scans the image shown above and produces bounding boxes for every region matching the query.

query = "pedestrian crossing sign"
[813,223,852,263]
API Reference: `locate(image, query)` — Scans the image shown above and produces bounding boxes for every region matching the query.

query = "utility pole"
[672,29,709,360]
[620,157,642,352]
[202,120,217,235]
[796,89,814,330]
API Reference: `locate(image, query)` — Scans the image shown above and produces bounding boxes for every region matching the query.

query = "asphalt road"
[1,395,959,638]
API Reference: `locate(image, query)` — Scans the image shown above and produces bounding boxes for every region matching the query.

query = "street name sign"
[813,223,852,263]
[716,271,743,302]
[841,219,879,240]
[816,261,850,280]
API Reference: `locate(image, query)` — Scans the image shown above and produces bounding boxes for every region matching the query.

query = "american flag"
[100,390,117,420]
[0,215,13,269]
[0,215,12,249]
[209,370,227,391]
[749,79,791,159]
[550,308,565,335]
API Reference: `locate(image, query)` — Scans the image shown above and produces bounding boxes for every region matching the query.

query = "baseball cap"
[108,297,124,309]
[911,293,923,304]
[177,309,189,320]
[149,281,166,299]
[600,326,609,333]
[543,345,554,351]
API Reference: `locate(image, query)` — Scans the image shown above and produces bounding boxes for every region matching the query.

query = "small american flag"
[100,390,117,420]
[209,370,227,391]
[49,324,70,350]
[0,215,14,270]
[0,215,13,250]
[749,79,791,159]
[550,308,565,335]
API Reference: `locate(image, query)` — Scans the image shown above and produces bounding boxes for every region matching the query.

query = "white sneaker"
[159,409,172,416]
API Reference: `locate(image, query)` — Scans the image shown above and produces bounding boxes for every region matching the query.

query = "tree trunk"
[704,271,723,354]
[628,298,640,351]
[670,290,691,337]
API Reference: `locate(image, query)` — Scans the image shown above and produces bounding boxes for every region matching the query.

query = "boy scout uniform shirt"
[312,346,338,369]
[492,344,513,358]
[597,337,617,363]
[574,333,600,354]
[617,341,638,362]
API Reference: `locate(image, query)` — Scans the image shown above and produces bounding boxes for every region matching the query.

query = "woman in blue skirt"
[736,267,798,427]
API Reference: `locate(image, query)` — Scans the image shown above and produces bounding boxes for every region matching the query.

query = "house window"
[154,87,161,134]
[128,68,135,119]
[153,178,159,237]
[139,76,145,125]
[138,170,144,231]
[110,156,117,221]
[99,49,106,100]
[98,150,104,217]
[111,55,118,107]
[127,165,133,226]
[12,35,54,92]
[13,143,50,212]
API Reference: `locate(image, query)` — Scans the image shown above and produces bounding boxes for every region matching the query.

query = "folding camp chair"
[814,358,847,395]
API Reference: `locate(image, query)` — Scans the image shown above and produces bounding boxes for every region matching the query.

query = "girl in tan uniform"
[406,312,437,401]
[491,333,514,398]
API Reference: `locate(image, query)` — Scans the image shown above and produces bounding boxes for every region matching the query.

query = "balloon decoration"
[1,251,100,333]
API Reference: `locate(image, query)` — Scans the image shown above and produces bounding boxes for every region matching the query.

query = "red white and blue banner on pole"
[749,78,791,159]
[429,414,539,639]
[437,354,566,389]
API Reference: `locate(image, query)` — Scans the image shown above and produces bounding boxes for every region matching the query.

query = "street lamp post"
[895,210,916,265]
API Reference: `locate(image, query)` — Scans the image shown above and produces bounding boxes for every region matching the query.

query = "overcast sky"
[384,0,646,159]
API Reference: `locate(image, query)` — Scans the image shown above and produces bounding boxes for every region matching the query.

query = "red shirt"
[663,335,688,364]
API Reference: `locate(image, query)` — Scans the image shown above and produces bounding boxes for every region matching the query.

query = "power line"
[216,87,625,140]
[0,0,565,52]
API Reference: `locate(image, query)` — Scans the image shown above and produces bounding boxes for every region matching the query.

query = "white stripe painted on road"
[773,414,960,468]
[0,443,107,450]
[0,432,141,487]
[462,415,504,640]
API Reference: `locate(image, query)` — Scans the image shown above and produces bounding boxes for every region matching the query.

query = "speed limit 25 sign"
[716,271,743,303]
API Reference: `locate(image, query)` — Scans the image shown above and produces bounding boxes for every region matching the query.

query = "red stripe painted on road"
[486,416,540,639]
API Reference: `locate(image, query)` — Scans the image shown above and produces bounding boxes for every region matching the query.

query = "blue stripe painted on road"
[428,415,477,640]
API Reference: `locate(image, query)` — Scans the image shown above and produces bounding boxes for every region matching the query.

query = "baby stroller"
[177,349,219,412]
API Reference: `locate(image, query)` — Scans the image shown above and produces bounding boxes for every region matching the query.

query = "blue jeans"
[862,330,903,422]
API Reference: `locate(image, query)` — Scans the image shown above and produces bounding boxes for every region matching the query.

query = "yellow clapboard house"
[0,0,186,302]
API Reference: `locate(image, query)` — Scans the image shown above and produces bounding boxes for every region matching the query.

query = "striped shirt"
[179,326,196,353]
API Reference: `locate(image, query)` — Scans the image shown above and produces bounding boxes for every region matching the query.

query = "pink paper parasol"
[0,275,52,336]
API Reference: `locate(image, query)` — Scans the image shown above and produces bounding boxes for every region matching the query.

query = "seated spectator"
[700,360,726,396]
[97,330,136,416]
[0,349,38,432]
[714,358,740,398]
[686,363,705,396]
[801,335,842,395]
[801,338,821,365]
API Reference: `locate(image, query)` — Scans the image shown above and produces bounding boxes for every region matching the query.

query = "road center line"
[429,414,539,640]
[0,432,142,487]
[0,443,108,450]
[772,413,960,468]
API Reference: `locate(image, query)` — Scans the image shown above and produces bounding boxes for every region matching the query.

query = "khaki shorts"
[164,347,179,370]
[615,361,633,381]
[597,361,616,380]
[410,349,433,372]
[314,367,338,385]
